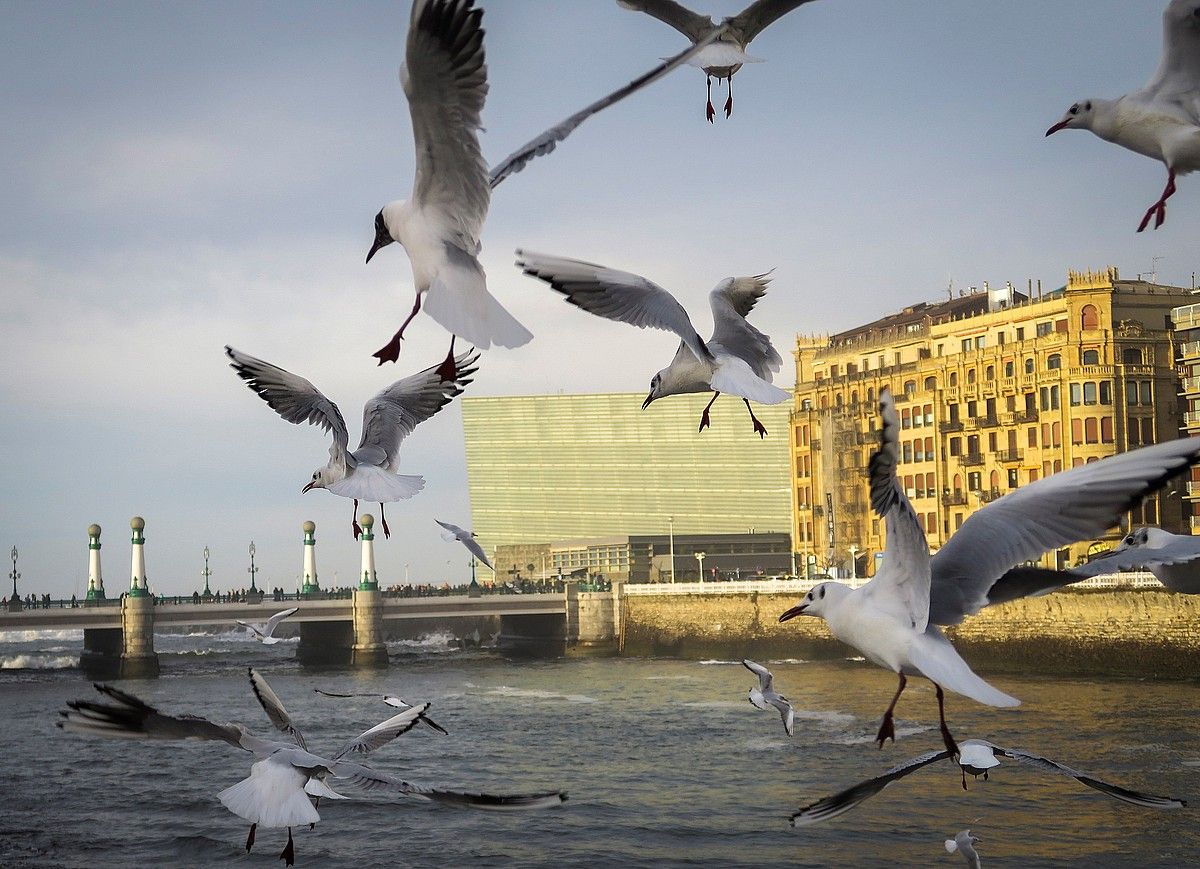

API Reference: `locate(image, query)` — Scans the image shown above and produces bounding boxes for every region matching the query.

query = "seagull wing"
[790,749,953,826]
[858,388,932,632]
[726,0,819,44]
[355,350,481,470]
[405,0,489,253]
[929,436,1200,626]
[334,761,568,810]
[460,534,494,570]
[775,698,795,737]
[249,668,308,750]
[236,620,266,639]
[262,607,299,638]
[58,684,248,750]
[225,346,352,469]
[1142,0,1200,124]
[741,658,773,691]
[516,250,713,366]
[994,744,1187,809]
[708,274,782,378]
[333,703,430,761]
[616,0,714,41]
[489,29,727,188]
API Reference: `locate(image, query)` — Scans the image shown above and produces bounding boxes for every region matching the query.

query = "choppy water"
[1,629,1197,867]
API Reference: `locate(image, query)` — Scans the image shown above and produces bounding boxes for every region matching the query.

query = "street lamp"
[848,544,859,581]
[202,546,212,597]
[695,551,706,582]
[8,546,21,612]
[668,516,676,584]
[247,541,259,593]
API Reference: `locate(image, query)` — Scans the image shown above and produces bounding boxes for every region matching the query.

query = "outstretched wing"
[263,607,299,637]
[1142,0,1200,125]
[516,250,713,366]
[708,274,782,378]
[995,744,1187,809]
[249,668,307,750]
[333,703,431,761]
[334,761,568,810]
[741,658,773,691]
[356,350,480,471]
[436,520,494,570]
[929,436,1200,626]
[790,749,953,826]
[616,0,714,41]
[405,0,490,252]
[58,684,246,749]
[225,346,351,468]
[489,29,727,187]
[727,0,819,45]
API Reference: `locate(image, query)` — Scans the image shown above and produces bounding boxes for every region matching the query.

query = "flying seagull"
[617,0,819,121]
[515,251,787,436]
[313,688,449,735]
[743,659,795,736]
[436,519,494,570]
[236,607,299,645]
[1046,0,1200,231]
[59,670,566,865]
[945,830,982,869]
[790,738,1186,827]
[1020,526,1200,595]
[779,389,1200,753]
[226,345,479,540]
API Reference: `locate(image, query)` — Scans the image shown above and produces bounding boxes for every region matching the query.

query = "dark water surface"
[0,629,1196,868]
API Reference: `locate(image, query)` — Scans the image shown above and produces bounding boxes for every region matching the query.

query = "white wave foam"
[766,658,807,665]
[1,653,76,670]
[844,656,866,663]
[697,660,738,666]
[485,686,598,704]
[0,628,83,642]
[388,631,458,653]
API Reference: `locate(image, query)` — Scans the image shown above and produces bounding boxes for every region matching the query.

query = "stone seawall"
[621,590,1200,679]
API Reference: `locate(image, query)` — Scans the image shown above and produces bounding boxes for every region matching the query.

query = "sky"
[2,0,1198,598]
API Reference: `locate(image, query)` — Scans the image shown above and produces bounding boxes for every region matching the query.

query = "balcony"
[959,452,985,466]
[942,491,968,507]
[1180,377,1200,395]
[1012,409,1038,424]
[1186,481,1200,499]
[973,415,1000,428]
[1180,340,1200,359]
[997,449,1023,463]
[1185,410,1200,428]
[938,420,964,433]
[978,487,1004,503]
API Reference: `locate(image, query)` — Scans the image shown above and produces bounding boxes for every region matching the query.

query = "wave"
[387,631,459,653]
[0,628,83,642]
[697,660,739,666]
[484,686,598,704]
[1,653,77,670]
[766,658,807,665]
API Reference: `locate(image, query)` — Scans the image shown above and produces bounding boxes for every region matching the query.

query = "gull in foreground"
[436,519,494,570]
[790,738,1186,826]
[618,0,819,120]
[743,659,795,736]
[59,669,566,865]
[779,389,1200,753]
[515,251,787,436]
[236,607,299,645]
[313,688,448,735]
[226,346,479,539]
[944,830,982,869]
[1046,0,1200,231]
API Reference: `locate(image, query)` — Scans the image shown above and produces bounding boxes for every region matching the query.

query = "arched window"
[989,470,1000,489]
[967,369,976,384]
[1080,304,1100,330]
[1024,358,1034,374]
[1081,349,1099,365]
[949,371,959,387]
[835,393,844,408]
[985,366,995,381]
[904,380,916,396]
[850,390,858,405]
[819,395,828,410]
[1122,348,1142,365]
[924,376,936,391]
[867,387,875,403]
[1005,361,1014,378]
[953,473,963,493]
[1047,354,1062,370]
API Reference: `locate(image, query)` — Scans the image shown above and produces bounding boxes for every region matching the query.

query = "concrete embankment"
[621,590,1200,679]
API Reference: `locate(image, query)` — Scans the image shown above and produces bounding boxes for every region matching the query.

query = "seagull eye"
[1069,104,1079,115]
[819,586,826,599]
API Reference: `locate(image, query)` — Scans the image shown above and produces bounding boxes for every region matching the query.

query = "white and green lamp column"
[358,515,379,590]
[128,516,149,597]
[351,514,386,666]
[121,516,158,677]
[86,524,105,601]
[301,521,320,596]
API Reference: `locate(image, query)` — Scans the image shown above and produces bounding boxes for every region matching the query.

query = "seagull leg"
[934,682,960,757]
[961,768,968,791]
[380,503,391,540]
[352,499,362,540]
[1137,169,1177,232]
[743,399,767,438]
[279,827,295,867]
[372,292,424,364]
[875,673,906,748]
[435,336,457,382]
[706,75,715,123]
[245,823,256,854]
[724,77,733,118]
[698,392,720,432]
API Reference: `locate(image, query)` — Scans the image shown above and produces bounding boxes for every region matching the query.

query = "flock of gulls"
[54,0,1200,864]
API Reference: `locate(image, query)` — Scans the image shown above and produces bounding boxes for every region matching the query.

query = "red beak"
[1045,120,1070,137]
[302,482,315,493]
[778,603,808,622]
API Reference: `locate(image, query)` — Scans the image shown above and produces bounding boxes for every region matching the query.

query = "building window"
[850,390,859,405]
[967,472,982,491]
[924,376,936,391]
[1101,416,1114,443]
[904,380,916,396]
[902,409,911,429]
[867,387,875,403]
[1024,358,1034,374]
[949,371,958,387]
[1083,382,1097,405]
[1080,304,1100,330]
[967,369,976,384]
[924,405,934,426]
[1027,426,1037,447]
[975,335,986,349]
[1036,321,1053,337]
[830,364,839,377]
[1070,383,1082,406]
[1047,354,1062,370]
[1082,349,1099,365]
[903,442,913,463]
[1028,468,1039,483]
[1005,361,1014,378]
[1016,327,1025,340]
[1142,417,1154,443]
[985,365,995,381]
[1140,381,1153,405]
[1122,347,1142,365]
[1071,418,1083,444]
[1085,417,1098,443]
[961,339,972,353]
[1099,381,1112,405]
[1052,421,1061,446]
[1129,417,1142,446]
[1007,468,1019,487]
[1126,379,1138,405]
[1055,319,1068,333]
[949,437,962,457]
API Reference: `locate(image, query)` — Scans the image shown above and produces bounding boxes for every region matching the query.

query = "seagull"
[617,0,819,121]
[236,607,299,645]
[1046,0,1200,231]
[436,519,494,570]
[742,659,795,736]
[779,389,1200,754]
[945,830,982,869]
[789,738,1187,827]
[313,688,448,735]
[59,670,566,865]
[515,251,787,436]
[1033,526,1200,595]
[226,345,479,540]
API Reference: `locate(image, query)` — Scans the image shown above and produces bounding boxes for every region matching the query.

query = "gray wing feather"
[929,437,1200,626]
[333,704,430,761]
[58,684,247,750]
[617,0,714,41]
[726,0,820,44]
[333,761,568,809]
[263,607,299,636]
[741,658,773,691]
[1142,0,1200,124]
[708,274,781,378]
[995,744,1187,809]
[790,749,953,826]
[249,668,307,750]
[436,519,494,570]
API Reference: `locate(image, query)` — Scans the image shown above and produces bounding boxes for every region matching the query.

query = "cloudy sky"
[2,0,1197,597]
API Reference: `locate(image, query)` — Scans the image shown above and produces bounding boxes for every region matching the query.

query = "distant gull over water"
[226,345,479,540]
[1046,0,1200,231]
[944,830,982,869]
[236,607,298,645]
[313,688,448,735]
[515,251,787,435]
[790,738,1187,826]
[436,519,494,570]
[617,0,819,120]
[743,659,795,736]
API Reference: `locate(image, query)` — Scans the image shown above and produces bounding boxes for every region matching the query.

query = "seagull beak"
[302,482,316,493]
[778,603,808,622]
[1045,119,1070,137]
[366,213,393,264]
[641,390,655,410]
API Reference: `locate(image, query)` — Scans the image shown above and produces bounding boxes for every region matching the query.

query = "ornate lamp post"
[668,516,676,583]
[8,545,21,612]
[202,546,213,598]
[247,541,259,593]
[695,550,706,583]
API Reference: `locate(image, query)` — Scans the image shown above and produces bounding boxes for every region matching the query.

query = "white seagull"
[226,345,479,540]
[1047,526,1200,594]
[515,251,787,436]
[59,670,566,865]
[790,738,1187,827]
[743,659,795,736]
[236,607,299,645]
[779,389,1200,753]
[617,0,819,121]
[945,830,982,869]
[436,519,494,570]
[313,688,449,735]
[1046,0,1200,231]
